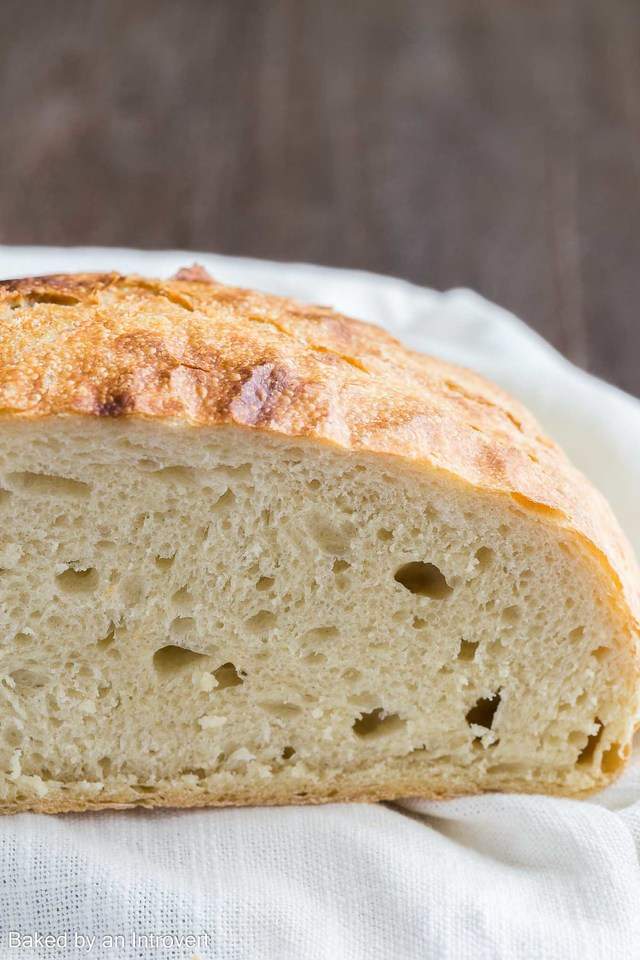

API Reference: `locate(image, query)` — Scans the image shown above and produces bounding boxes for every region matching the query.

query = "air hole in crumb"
[245,610,277,632]
[412,616,427,630]
[304,626,339,643]
[256,576,275,592]
[569,626,585,642]
[307,512,354,555]
[458,639,479,662]
[332,559,351,574]
[307,479,321,491]
[576,719,603,765]
[170,617,195,639]
[213,662,244,688]
[136,458,161,471]
[96,623,115,650]
[466,692,501,729]
[282,448,303,461]
[502,605,520,625]
[0,489,12,505]
[172,586,192,608]
[282,746,296,760]
[303,651,326,664]
[335,495,355,515]
[486,761,529,775]
[56,566,98,594]
[378,528,393,542]
[4,726,23,748]
[215,462,252,479]
[133,512,150,532]
[601,742,625,774]
[10,668,47,689]
[153,644,207,675]
[368,640,387,652]
[394,562,452,598]
[96,539,115,552]
[261,701,301,718]
[8,471,90,500]
[151,465,195,483]
[353,709,406,739]
[98,757,112,778]
[475,547,494,570]
[342,668,361,682]
[155,553,175,570]
[592,646,611,662]
[212,488,235,512]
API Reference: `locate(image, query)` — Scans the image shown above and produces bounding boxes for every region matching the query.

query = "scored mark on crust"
[310,344,369,374]
[132,279,195,312]
[247,315,370,375]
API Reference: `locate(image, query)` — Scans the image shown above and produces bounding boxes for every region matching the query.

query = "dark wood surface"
[0,0,638,396]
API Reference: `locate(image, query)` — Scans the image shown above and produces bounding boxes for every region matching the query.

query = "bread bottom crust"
[2,765,619,815]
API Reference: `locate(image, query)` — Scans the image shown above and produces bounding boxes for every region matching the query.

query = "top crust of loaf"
[0,269,638,634]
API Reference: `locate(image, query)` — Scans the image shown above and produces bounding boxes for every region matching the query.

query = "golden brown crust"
[0,270,638,635]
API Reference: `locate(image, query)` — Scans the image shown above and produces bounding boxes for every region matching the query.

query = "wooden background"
[0,0,638,396]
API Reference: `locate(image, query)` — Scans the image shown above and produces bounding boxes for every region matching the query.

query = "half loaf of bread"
[0,267,637,813]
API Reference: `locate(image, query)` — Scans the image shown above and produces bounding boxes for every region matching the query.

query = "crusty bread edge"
[3,765,623,816]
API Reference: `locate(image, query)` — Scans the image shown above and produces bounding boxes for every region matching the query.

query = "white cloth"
[0,246,638,960]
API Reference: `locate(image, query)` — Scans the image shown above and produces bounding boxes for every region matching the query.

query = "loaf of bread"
[0,267,637,813]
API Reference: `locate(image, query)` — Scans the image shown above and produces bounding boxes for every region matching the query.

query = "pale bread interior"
[0,417,635,812]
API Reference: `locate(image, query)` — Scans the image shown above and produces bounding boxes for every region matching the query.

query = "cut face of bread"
[0,271,637,812]
[0,418,636,812]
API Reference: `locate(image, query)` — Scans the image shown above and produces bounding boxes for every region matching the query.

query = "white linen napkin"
[0,246,638,960]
